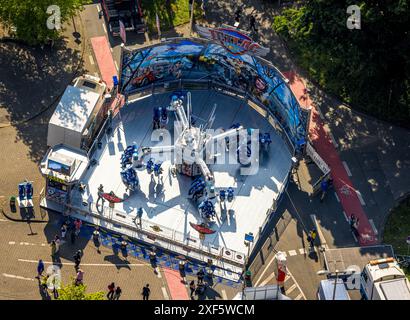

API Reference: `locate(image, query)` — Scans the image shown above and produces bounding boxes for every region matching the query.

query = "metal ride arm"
[210,126,243,141]
[172,97,189,130]
[141,145,175,155]
[196,157,213,182]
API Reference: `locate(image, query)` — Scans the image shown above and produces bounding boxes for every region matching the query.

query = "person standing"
[50,240,57,257]
[61,224,67,239]
[197,268,205,284]
[36,259,45,279]
[107,282,115,300]
[74,219,82,236]
[189,280,196,299]
[54,235,61,253]
[75,269,84,286]
[113,286,122,300]
[142,284,150,300]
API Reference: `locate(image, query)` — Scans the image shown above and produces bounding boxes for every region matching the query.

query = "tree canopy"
[57,281,105,300]
[0,0,90,44]
[273,0,410,127]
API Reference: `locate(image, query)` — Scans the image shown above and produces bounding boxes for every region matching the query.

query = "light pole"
[317,268,355,300]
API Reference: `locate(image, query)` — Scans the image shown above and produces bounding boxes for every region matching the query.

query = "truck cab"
[360,257,410,300]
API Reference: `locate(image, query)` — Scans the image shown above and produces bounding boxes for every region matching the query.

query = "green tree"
[273,0,410,127]
[58,280,105,300]
[0,0,91,44]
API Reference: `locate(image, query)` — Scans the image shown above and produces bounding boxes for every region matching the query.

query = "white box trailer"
[47,75,107,150]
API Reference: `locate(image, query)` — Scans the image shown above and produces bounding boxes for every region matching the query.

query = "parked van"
[47,75,107,150]
[317,279,350,300]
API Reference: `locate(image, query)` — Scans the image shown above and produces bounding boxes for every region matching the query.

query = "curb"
[1,207,48,223]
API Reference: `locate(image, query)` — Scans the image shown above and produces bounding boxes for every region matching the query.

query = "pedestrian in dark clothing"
[234,7,242,23]
[73,250,82,271]
[50,240,57,257]
[107,282,115,300]
[197,268,205,284]
[70,228,76,244]
[113,286,122,300]
[36,259,45,279]
[189,280,196,299]
[142,284,150,300]
[320,179,329,202]
[249,15,257,33]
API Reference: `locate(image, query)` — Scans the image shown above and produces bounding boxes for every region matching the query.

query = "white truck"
[47,75,108,150]
[360,257,410,300]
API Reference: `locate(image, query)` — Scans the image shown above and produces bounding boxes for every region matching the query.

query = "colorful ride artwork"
[120,37,308,152]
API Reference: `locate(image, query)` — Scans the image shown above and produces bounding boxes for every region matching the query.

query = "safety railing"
[124,78,296,155]
[66,193,246,268]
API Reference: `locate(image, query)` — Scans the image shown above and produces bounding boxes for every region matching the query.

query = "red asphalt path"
[162,268,189,300]
[90,36,117,91]
[283,71,377,246]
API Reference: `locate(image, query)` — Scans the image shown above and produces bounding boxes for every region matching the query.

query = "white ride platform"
[67,91,292,275]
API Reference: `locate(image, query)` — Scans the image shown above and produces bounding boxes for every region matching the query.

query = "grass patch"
[383,196,410,280]
[141,0,203,34]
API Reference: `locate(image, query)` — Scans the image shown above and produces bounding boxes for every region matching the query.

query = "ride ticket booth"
[40,144,89,212]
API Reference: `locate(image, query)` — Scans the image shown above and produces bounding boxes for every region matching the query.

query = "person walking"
[73,250,82,271]
[142,284,150,300]
[320,179,329,202]
[36,259,45,279]
[249,14,258,33]
[107,282,115,300]
[113,286,122,300]
[189,280,196,299]
[54,235,61,253]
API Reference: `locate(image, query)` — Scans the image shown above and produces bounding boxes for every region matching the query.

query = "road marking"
[259,271,277,287]
[342,161,352,177]
[253,254,280,287]
[18,259,145,267]
[221,289,228,300]
[8,241,15,245]
[102,23,107,35]
[295,293,303,300]
[2,273,35,282]
[369,219,378,235]
[114,61,119,72]
[334,192,340,202]
[157,270,162,278]
[161,287,169,300]
[286,268,306,300]
[342,210,349,222]
[298,248,306,255]
[288,250,297,256]
[351,231,358,242]
[89,55,95,65]
[328,132,338,148]
[316,106,325,120]
[355,190,366,206]
[286,284,297,295]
